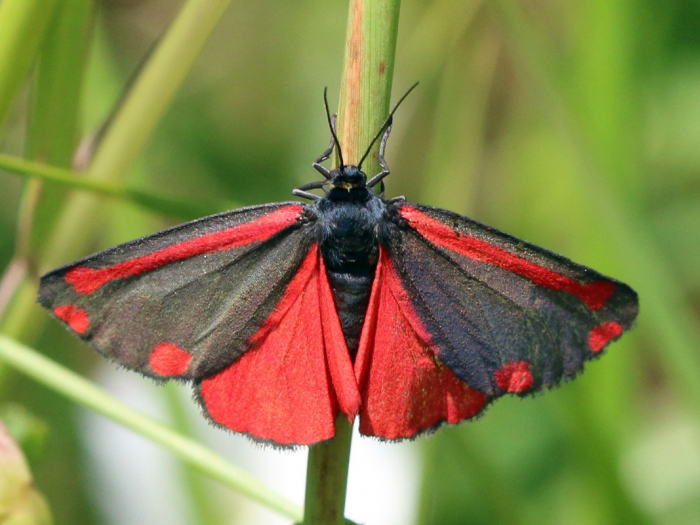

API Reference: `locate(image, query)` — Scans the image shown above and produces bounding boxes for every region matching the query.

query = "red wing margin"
[388,204,638,397]
[354,247,488,440]
[197,245,360,445]
[38,203,310,380]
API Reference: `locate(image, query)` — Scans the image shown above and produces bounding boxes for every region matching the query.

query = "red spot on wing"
[588,321,623,352]
[66,205,303,294]
[200,245,359,445]
[150,342,191,376]
[494,361,534,393]
[355,248,487,440]
[53,304,89,334]
[400,206,615,310]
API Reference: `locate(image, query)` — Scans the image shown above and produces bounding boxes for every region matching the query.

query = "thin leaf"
[0,334,303,522]
[0,0,59,128]
[0,153,231,220]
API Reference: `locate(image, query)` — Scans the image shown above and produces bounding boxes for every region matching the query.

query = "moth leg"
[292,189,322,201]
[293,179,327,200]
[296,180,327,192]
[386,195,406,205]
[313,113,337,179]
[366,122,392,188]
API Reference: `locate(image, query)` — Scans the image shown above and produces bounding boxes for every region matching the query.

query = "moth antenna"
[323,87,344,168]
[357,82,419,170]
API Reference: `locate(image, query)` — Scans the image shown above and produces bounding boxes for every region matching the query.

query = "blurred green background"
[1,0,700,524]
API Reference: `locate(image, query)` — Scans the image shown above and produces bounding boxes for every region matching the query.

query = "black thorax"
[315,186,384,358]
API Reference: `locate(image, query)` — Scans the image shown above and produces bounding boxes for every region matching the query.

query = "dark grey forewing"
[383,203,638,397]
[38,202,315,379]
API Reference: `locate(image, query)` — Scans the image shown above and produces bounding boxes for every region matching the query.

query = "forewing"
[381,203,638,398]
[38,203,312,380]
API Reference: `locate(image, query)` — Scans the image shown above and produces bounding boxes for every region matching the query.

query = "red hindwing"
[355,247,488,439]
[198,245,360,445]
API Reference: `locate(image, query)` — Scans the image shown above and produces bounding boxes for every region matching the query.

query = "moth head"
[330,165,367,190]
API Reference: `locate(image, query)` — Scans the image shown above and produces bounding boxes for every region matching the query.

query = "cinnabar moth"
[38,87,638,445]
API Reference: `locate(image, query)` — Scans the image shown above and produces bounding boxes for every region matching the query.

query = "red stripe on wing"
[66,205,303,294]
[200,244,359,445]
[355,247,487,439]
[400,206,614,310]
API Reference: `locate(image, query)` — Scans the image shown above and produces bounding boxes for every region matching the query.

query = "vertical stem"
[303,417,353,525]
[302,0,401,524]
[337,0,402,173]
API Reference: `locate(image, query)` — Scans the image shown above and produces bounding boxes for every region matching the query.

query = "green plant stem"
[0,334,303,522]
[4,0,94,286]
[0,0,73,322]
[302,1,401,524]
[27,1,94,167]
[0,0,95,391]
[337,0,402,173]
[303,417,354,525]
[40,0,233,270]
[23,0,94,256]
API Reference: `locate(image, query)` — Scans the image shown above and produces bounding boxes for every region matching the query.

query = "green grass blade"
[21,1,96,262]
[1,0,237,348]
[86,0,233,185]
[0,0,58,128]
[0,153,232,220]
[0,334,303,522]
[163,383,225,525]
[34,0,235,272]
[26,1,94,166]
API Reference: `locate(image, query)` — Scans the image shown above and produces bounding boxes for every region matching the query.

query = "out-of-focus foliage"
[1,0,700,524]
[0,404,48,466]
[0,419,52,525]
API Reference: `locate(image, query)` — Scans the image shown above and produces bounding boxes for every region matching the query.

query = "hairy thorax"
[316,189,385,357]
